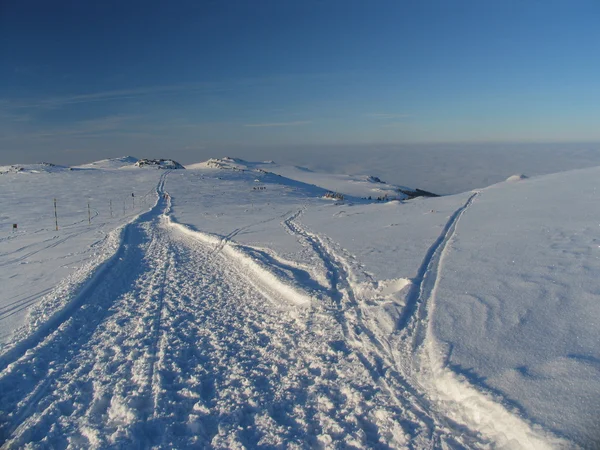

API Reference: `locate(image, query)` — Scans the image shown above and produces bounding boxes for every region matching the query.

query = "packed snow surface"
[0,157,597,449]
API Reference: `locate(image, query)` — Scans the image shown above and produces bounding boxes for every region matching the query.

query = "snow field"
[0,168,162,344]
[1,158,596,448]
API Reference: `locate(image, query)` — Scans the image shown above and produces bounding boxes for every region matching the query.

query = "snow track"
[283,199,567,450]
[0,175,454,448]
[395,192,569,450]
[0,173,569,449]
[282,210,482,449]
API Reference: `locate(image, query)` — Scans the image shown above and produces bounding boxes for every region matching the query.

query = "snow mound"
[0,162,70,174]
[187,157,250,171]
[74,156,139,170]
[506,174,528,182]
[134,159,185,170]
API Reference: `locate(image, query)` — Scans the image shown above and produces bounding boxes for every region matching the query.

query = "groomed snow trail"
[0,176,568,449]
[1,177,446,449]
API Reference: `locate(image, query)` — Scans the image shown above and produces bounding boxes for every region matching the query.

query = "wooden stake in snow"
[54,198,58,231]
[88,202,91,226]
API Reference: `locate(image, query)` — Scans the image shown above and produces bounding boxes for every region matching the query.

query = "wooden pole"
[54,198,58,231]
[88,202,91,225]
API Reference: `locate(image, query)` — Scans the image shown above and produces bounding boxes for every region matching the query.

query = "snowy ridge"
[73,156,139,170]
[0,162,70,174]
[165,218,313,308]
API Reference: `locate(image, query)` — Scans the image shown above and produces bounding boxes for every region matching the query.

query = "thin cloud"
[380,122,410,128]
[4,72,345,110]
[367,113,411,120]
[9,82,227,110]
[243,121,312,127]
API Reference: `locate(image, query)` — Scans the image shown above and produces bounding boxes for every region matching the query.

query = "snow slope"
[72,156,140,170]
[0,162,70,175]
[187,157,424,200]
[430,167,600,448]
[0,158,596,448]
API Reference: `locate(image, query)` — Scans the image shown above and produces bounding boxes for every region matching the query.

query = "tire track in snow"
[152,223,418,448]
[2,174,428,448]
[0,170,171,374]
[397,191,479,350]
[208,208,295,258]
[284,196,563,449]
[0,172,172,446]
[393,191,569,450]
[282,209,480,449]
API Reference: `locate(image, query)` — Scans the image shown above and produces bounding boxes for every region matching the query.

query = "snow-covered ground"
[0,157,597,449]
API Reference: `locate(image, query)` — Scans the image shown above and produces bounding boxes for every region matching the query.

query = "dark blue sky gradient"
[1,0,599,163]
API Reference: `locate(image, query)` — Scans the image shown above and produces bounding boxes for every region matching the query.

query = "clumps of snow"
[506,174,528,182]
[354,278,412,333]
[134,159,185,170]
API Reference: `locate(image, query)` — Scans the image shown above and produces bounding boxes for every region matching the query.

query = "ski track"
[282,197,566,450]
[0,175,566,449]
[0,173,425,448]
[282,209,481,449]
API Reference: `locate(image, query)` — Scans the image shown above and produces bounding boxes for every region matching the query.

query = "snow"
[0,157,597,449]
[186,157,420,200]
[72,156,139,170]
[135,158,185,170]
[0,162,70,175]
[506,174,529,182]
[430,167,600,447]
[0,168,162,342]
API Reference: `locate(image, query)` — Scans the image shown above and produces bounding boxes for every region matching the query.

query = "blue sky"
[1,0,599,164]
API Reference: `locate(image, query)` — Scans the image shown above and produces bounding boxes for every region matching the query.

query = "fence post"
[88,202,91,226]
[54,198,58,231]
